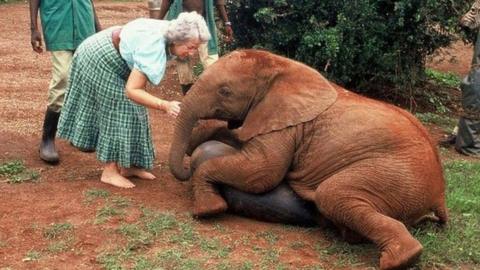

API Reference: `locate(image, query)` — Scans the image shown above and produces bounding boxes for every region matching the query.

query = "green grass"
[91,157,480,269]
[95,204,124,224]
[97,247,135,270]
[141,209,178,236]
[316,238,376,268]
[199,238,231,258]
[96,208,244,269]
[156,248,203,269]
[47,240,70,253]
[118,223,153,250]
[426,68,462,88]
[413,160,480,268]
[94,196,131,224]
[0,160,39,184]
[257,230,279,244]
[416,112,457,132]
[84,188,110,203]
[42,223,75,254]
[23,250,41,262]
[111,196,132,208]
[0,160,24,175]
[43,223,74,239]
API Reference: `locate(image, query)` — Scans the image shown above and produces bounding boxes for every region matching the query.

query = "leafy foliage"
[226,0,470,94]
[0,160,39,184]
[425,68,462,88]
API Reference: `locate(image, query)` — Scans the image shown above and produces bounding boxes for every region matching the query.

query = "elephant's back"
[322,89,442,174]
[328,90,435,148]
[289,89,446,222]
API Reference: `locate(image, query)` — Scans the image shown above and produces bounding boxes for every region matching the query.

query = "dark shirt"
[39,0,96,51]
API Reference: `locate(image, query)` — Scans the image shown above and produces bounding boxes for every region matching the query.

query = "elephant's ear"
[237,70,338,141]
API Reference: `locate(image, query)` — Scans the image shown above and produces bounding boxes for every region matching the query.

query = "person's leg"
[198,42,218,69]
[455,117,480,156]
[101,162,135,188]
[439,125,458,147]
[175,57,195,95]
[40,51,73,164]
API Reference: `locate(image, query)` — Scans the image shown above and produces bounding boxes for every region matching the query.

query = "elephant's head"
[169,49,338,180]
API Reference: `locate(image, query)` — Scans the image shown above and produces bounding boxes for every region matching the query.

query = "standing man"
[149,0,234,95]
[441,1,480,156]
[29,0,101,164]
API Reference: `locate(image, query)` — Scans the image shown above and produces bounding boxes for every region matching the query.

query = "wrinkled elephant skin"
[190,140,320,226]
[169,49,448,270]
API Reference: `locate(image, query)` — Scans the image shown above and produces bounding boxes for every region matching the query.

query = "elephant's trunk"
[169,92,200,181]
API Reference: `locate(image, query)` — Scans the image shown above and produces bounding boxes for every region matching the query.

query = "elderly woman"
[58,12,211,188]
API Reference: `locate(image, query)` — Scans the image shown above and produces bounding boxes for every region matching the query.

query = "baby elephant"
[169,49,448,270]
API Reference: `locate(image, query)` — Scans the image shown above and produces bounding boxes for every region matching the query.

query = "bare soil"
[0,2,476,269]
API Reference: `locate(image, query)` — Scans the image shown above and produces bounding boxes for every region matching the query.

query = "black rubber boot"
[39,108,60,164]
[439,134,456,148]
[181,83,193,95]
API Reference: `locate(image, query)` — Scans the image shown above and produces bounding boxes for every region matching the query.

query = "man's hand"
[224,25,233,43]
[31,29,43,53]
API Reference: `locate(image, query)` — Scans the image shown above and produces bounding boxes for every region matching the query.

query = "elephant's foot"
[193,192,228,218]
[379,236,422,270]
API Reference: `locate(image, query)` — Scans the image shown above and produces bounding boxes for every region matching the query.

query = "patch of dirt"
[427,40,473,77]
[0,2,476,269]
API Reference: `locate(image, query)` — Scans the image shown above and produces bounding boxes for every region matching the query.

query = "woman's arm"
[125,69,180,117]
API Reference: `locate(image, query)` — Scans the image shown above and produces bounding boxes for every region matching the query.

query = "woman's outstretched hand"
[165,101,181,117]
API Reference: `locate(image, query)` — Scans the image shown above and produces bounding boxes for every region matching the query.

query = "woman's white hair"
[166,11,211,43]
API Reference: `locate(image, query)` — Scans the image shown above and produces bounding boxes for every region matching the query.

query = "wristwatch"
[224,21,232,26]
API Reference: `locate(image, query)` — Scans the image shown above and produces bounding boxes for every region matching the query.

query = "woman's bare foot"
[101,162,135,188]
[120,167,156,180]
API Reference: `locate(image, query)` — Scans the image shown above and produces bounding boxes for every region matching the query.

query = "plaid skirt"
[58,28,155,169]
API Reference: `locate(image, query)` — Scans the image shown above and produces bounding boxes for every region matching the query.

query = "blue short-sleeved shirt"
[119,18,169,85]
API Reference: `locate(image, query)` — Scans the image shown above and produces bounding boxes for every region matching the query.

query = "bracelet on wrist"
[158,100,166,111]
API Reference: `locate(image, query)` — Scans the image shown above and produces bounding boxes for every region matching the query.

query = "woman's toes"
[121,168,156,180]
[101,174,135,188]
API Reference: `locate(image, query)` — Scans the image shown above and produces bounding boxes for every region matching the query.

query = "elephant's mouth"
[227,119,244,129]
[213,109,237,121]
[213,110,245,129]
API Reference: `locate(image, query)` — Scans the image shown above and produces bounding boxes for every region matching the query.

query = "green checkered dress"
[58,28,155,169]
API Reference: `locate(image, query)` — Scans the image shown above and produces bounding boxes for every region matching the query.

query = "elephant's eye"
[218,87,232,97]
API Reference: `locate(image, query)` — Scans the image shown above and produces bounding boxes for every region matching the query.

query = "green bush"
[226,0,470,95]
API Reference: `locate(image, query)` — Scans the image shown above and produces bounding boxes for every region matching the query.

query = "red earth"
[0,2,476,270]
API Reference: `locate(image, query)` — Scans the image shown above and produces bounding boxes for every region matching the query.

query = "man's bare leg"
[101,162,135,188]
[120,167,156,180]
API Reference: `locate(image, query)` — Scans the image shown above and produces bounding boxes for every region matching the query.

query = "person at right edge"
[148,0,234,95]
[443,2,480,156]
[29,0,101,164]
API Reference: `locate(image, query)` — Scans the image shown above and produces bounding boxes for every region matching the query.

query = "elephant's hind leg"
[314,175,422,270]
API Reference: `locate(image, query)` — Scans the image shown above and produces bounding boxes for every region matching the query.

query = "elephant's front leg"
[191,129,295,217]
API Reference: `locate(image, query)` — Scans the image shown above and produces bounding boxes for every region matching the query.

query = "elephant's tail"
[412,198,448,226]
[432,196,448,225]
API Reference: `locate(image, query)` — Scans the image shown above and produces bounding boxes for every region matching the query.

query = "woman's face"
[171,39,201,59]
